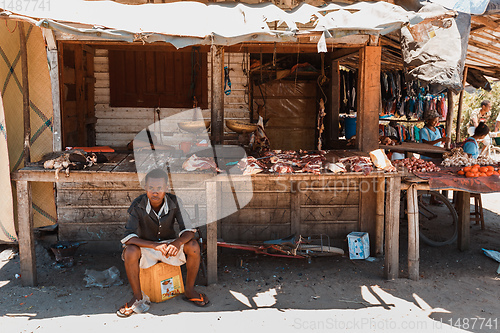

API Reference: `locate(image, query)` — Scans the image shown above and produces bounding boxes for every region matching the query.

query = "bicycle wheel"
[417,190,458,246]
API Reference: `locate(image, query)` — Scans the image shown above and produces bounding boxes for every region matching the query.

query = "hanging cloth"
[414,126,421,143]
[224,66,231,95]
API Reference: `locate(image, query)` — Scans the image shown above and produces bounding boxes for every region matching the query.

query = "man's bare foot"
[116,294,150,317]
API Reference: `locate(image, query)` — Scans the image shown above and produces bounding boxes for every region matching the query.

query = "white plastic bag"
[84,266,123,288]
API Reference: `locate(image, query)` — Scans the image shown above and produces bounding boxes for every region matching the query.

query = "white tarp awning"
[0,0,450,49]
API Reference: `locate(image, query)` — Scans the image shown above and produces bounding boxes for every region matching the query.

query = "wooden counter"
[11,154,403,286]
[380,142,447,154]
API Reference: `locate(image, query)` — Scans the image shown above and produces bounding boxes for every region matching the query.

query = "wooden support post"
[44,29,63,151]
[290,181,300,235]
[407,184,419,280]
[359,177,377,254]
[329,60,340,142]
[455,66,468,143]
[456,191,470,251]
[75,44,85,147]
[384,176,401,280]
[375,177,385,256]
[445,90,454,149]
[211,45,224,145]
[17,181,36,286]
[19,23,31,164]
[206,180,218,284]
[357,46,381,153]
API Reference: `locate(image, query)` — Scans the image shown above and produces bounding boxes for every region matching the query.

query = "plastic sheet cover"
[401,3,471,93]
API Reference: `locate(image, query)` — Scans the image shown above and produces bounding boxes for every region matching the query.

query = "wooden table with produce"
[393,149,500,281]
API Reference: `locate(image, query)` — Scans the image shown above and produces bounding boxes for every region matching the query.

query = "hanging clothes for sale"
[339,68,357,114]
[380,71,448,122]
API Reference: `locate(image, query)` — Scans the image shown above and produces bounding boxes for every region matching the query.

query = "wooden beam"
[211,45,224,145]
[357,45,381,153]
[17,181,36,286]
[75,44,86,147]
[469,31,500,47]
[463,62,498,75]
[290,181,300,235]
[359,177,377,254]
[329,60,340,141]
[407,184,419,280]
[42,28,57,50]
[471,16,500,30]
[384,176,401,280]
[206,181,218,285]
[468,39,500,57]
[19,23,31,164]
[455,66,468,143]
[329,48,360,62]
[375,176,385,256]
[47,47,63,151]
[456,191,470,251]
[445,90,454,149]
[466,55,499,68]
[49,40,366,54]
[467,48,500,65]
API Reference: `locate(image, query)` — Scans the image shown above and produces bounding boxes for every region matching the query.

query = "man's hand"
[154,240,181,258]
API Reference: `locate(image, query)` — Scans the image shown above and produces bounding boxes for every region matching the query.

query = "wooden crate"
[139,262,184,303]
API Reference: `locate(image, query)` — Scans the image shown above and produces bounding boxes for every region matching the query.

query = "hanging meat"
[270,162,294,174]
[338,156,373,175]
[237,156,265,175]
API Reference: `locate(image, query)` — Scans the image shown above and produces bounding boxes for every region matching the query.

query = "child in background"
[463,123,490,159]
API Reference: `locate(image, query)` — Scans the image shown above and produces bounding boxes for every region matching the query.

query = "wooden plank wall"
[219,178,360,242]
[57,177,361,243]
[56,180,209,241]
[94,49,250,147]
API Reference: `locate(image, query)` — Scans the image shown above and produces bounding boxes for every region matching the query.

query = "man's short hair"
[481,100,491,108]
[145,168,169,184]
[474,122,490,137]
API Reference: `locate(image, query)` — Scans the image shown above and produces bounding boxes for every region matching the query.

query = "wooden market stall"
[6,0,494,287]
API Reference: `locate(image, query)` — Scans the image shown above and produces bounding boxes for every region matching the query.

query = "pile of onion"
[392,157,441,173]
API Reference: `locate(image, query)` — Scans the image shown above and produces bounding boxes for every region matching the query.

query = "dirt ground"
[1,195,500,333]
